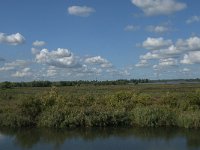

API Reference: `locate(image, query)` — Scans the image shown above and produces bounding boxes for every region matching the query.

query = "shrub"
[136,94,153,106]
[18,96,42,126]
[176,111,200,128]
[133,106,175,127]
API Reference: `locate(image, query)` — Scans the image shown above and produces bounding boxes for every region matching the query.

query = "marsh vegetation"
[0,83,200,128]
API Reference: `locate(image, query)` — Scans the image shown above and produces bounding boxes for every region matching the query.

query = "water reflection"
[0,127,200,150]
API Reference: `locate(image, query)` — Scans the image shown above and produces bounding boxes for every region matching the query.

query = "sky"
[0,0,200,81]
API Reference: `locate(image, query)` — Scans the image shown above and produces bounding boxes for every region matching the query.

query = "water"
[0,127,200,150]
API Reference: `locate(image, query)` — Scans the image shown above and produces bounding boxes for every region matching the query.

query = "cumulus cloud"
[176,36,200,51]
[124,25,140,31]
[136,36,200,75]
[12,68,31,78]
[105,68,131,78]
[186,16,200,24]
[153,59,178,71]
[46,66,57,77]
[31,48,40,55]
[135,59,149,67]
[85,56,112,68]
[146,25,170,33]
[0,60,30,72]
[0,66,14,72]
[180,51,200,64]
[0,33,25,45]
[5,60,29,68]
[131,0,186,16]
[139,36,200,62]
[158,58,178,67]
[140,52,160,60]
[36,48,81,68]
[31,47,120,80]
[68,6,95,17]
[142,37,172,50]
[32,40,46,47]
[158,45,181,56]
[81,65,102,75]
[0,60,29,72]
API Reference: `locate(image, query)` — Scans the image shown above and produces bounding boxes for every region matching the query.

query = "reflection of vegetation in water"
[0,84,200,129]
[0,127,200,149]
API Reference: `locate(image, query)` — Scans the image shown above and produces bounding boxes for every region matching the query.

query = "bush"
[176,111,200,128]
[18,96,42,126]
[133,106,175,127]
[136,94,153,106]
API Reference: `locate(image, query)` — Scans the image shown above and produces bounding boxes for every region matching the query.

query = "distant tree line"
[151,78,200,83]
[0,79,149,88]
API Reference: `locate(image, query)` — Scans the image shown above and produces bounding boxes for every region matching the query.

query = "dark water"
[0,127,200,150]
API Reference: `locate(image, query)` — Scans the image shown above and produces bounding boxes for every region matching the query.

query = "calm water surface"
[0,127,200,150]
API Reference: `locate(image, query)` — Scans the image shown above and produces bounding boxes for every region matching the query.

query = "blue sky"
[0,0,200,81]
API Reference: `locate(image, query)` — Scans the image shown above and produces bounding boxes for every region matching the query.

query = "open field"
[0,84,200,128]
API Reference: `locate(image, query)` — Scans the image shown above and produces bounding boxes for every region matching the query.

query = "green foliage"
[0,81,13,89]
[0,84,200,128]
[176,111,200,128]
[0,79,149,88]
[133,106,175,127]
[18,96,42,126]
[40,86,58,108]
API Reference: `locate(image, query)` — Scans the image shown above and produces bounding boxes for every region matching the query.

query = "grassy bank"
[0,84,200,128]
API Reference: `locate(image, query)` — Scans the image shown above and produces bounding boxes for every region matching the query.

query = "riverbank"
[0,84,200,128]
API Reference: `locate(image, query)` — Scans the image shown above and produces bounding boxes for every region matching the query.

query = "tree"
[0,81,12,89]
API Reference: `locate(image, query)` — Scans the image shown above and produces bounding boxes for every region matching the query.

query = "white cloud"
[158,58,178,67]
[135,59,149,67]
[72,65,103,77]
[32,40,46,47]
[105,68,131,78]
[176,36,200,51]
[154,45,183,58]
[140,52,160,60]
[0,33,25,45]
[0,60,30,72]
[153,65,159,71]
[31,48,40,55]
[147,25,169,33]
[101,63,113,68]
[68,6,95,17]
[139,36,200,63]
[180,51,200,64]
[36,48,81,68]
[124,25,140,31]
[5,60,29,68]
[85,56,107,64]
[142,37,172,50]
[46,67,57,77]
[182,68,190,72]
[0,66,14,71]
[152,58,178,71]
[186,37,200,51]
[186,16,200,24]
[12,68,31,78]
[131,0,186,16]
[85,56,112,68]
[137,36,200,73]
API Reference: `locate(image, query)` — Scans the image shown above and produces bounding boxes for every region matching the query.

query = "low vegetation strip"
[0,85,200,128]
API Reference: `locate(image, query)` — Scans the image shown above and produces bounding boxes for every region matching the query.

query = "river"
[0,127,200,150]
